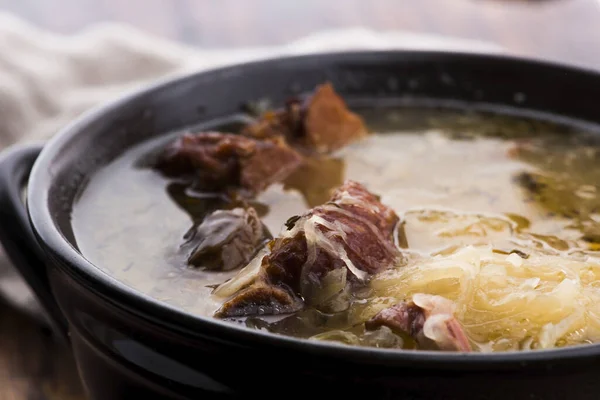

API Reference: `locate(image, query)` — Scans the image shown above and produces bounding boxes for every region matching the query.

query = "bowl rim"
[27,49,600,367]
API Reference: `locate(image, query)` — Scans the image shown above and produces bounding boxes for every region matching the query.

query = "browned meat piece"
[155,132,303,195]
[213,280,303,318]
[303,83,368,153]
[242,82,368,154]
[213,180,401,318]
[239,135,303,194]
[366,294,471,352]
[183,207,272,271]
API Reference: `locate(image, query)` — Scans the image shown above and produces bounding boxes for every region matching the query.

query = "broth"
[72,106,600,352]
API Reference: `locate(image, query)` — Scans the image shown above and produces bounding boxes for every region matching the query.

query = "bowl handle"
[0,143,69,346]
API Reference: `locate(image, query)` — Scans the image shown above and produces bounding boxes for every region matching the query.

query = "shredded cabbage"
[366,211,600,352]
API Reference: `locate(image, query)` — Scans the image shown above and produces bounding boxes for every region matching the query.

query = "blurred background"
[0,0,598,399]
[1,0,599,67]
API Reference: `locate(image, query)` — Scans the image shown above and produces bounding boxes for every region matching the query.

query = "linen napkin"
[0,11,502,325]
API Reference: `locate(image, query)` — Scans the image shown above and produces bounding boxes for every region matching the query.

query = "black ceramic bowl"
[1,51,600,400]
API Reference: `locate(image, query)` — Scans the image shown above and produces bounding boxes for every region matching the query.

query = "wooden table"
[1,0,600,398]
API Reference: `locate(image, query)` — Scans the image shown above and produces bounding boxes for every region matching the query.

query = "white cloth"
[0,11,502,323]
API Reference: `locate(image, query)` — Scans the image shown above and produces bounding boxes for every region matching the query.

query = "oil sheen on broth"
[72,107,600,352]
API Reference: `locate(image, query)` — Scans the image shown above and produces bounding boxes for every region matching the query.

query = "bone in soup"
[72,83,600,353]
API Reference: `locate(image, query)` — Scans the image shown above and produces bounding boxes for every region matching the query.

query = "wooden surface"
[1,0,600,398]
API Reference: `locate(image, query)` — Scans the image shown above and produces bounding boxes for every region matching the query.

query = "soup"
[72,83,600,353]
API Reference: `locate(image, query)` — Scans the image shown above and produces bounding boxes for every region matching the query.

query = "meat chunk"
[155,132,303,195]
[366,294,471,352]
[213,280,304,318]
[242,82,368,154]
[183,207,272,271]
[213,180,401,318]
